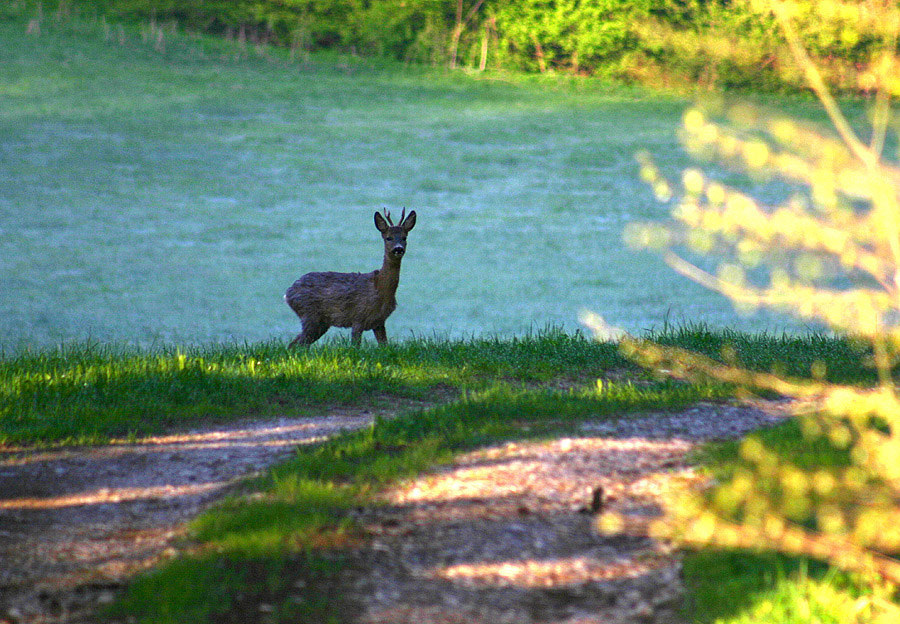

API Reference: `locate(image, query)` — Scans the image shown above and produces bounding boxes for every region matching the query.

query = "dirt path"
[0,411,377,623]
[0,399,790,624]
[341,400,790,624]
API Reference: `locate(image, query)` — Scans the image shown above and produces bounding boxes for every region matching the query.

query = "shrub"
[606,0,900,616]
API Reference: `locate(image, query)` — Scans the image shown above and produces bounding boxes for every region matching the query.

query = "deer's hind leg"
[289,319,329,348]
[373,324,387,345]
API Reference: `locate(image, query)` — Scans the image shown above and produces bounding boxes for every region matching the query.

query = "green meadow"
[0,14,824,351]
[0,13,890,624]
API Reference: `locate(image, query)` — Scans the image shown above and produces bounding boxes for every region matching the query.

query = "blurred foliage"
[5,0,898,90]
[608,0,900,619]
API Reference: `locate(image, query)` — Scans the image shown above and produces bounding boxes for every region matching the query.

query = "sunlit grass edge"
[681,409,889,622]
[0,326,878,447]
[0,329,628,446]
[682,547,886,624]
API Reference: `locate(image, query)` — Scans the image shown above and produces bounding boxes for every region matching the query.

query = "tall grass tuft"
[0,331,627,446]
[2,327,873,447]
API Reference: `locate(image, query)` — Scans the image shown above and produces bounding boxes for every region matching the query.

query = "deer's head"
[374,208,416,259]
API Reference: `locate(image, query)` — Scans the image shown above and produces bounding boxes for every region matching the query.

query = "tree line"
[17,0,898,91]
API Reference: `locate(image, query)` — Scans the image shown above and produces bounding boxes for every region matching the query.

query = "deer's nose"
[391,246,405,256]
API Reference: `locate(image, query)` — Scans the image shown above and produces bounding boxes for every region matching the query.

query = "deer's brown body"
[285,209,416,347]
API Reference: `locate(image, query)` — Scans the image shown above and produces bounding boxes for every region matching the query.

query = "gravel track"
[0,413,374,623]
[0,399,790,623]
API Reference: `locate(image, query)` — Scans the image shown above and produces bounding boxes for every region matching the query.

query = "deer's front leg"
[351,326,364,345]
[373,324,387,345]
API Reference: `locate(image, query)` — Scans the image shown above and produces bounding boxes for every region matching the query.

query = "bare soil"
[0,410,377,623]
[0,399,790,624]
[341,400,791,624]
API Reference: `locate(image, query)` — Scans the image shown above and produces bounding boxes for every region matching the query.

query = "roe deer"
[285,208,417,347]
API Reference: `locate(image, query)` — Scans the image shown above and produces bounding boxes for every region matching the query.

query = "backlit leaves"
[619,0,900,604]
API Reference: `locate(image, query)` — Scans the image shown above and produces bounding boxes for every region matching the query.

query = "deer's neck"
[375,254,402,295]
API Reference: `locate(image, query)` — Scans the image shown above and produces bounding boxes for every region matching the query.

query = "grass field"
[0,324,875,447]
[0,13,834,350]
[1,11,891,624]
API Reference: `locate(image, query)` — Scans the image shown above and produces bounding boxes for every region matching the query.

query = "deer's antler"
[383,208,408,226]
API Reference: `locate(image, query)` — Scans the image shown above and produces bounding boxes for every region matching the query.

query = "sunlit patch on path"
[0,482,229,511]
[347,401,790,624]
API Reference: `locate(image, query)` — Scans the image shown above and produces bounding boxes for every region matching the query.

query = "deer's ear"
[401,210,416,232]
[374,212,389,233]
